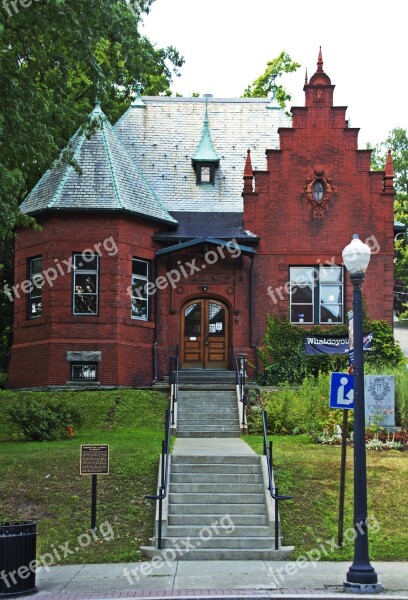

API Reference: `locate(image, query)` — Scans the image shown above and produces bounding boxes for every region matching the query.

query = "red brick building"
[7,50,395,389]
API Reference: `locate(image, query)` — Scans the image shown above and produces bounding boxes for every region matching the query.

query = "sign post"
[329,372,354,547]
[80,445,109,530]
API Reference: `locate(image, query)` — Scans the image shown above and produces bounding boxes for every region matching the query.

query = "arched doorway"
[181,299,229,369]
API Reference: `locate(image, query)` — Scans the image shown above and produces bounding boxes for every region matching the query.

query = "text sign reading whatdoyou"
[80,444,109,475]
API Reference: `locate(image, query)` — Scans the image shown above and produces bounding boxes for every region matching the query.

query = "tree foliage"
[0,0,184,240]
[242,51,300,111]
[370,128,408,314]
[0,0,183,369]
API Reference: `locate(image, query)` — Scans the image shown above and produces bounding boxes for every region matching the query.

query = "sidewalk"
[19,560,408,599]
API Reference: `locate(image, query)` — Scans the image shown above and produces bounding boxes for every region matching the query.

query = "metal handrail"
[235,355,246,426]
[145,408,172,550]
[169,354,179,425]
[261,410,292,550]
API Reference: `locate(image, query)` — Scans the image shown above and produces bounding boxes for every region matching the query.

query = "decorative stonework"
[303,168,336,216]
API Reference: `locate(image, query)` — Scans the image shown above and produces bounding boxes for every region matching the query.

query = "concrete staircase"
[164,452,292,559]
[142,370,293,560]
[176,389,241,438]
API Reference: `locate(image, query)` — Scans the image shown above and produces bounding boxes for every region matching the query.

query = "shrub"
[8,398,83,441]
[258,315,404,386]
[246,372,354,437]
[0,372,6,390]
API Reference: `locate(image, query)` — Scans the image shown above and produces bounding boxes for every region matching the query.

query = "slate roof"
[115,97,291,213]
[19,103,177,226]
[153,212,258,243]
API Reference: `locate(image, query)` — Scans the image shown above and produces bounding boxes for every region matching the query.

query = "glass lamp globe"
[342,234,371,275]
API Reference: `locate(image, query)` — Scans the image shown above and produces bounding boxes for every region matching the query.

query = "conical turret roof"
[20,102,177,225]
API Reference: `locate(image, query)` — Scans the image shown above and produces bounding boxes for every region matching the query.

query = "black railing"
[145,408,172,550]
[168,352,179,426]
[235,355,246,426]
[262,410,292,550]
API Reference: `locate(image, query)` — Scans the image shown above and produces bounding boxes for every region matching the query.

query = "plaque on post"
[364,376,395,427]
[80,445,109,529]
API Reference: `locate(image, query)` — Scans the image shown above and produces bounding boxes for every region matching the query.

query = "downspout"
[249,254,254,348]
[152,255,158,384]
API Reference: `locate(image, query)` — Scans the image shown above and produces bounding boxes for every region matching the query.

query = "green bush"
[247,372,354,436]
[0,372,6,390]
[258,315,404,386]
[8,398,84,441]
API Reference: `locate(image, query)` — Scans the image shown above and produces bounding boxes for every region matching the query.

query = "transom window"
[290,266,344,324]
[73,253,99,315]
[131,258,149,320]
[71,362,97,381]
[29,256,42,318]
[201,166,211,183]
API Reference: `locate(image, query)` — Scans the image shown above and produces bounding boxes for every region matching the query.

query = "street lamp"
[342,234,382,594]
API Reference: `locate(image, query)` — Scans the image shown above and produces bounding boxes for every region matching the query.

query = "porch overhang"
[155,236,256,257]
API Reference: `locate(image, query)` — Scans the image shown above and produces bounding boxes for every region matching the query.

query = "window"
[29,256,42,318]
[194,162,216,185]
[290,266,344,324]
[73,253,99,315]
[71,363,97,381]
[312,180,325,202]
[131,258,149,320]
[201,166,211,183]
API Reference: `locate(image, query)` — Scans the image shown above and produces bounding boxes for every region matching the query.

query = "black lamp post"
[342,234,382,594]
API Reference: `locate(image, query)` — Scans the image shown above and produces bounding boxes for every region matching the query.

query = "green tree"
[370,128,408,314]
[0,0,183,240]
[242,51,300,111]
[0,0,183,371]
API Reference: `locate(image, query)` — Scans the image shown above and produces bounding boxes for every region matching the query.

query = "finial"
[317,46,324,72]
[243,149,254,193]
[244,149,253,178]
[305,68,308,85]
[132,81,146,108]
[385,149,394,177]
[266,75,280,110]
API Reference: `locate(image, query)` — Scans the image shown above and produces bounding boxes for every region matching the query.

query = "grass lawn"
[245,434,408,561]
[1,389,407,564]
[0,389,168,564]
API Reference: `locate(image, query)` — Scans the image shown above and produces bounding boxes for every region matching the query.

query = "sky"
[141,0,407,149]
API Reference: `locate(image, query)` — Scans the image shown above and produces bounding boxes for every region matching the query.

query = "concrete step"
[179,384,236,391]
[161,536,280,550]
[170,482,264,493]
[166,525,273,538]
[171,463,261,474]
[170,492,264,504]
[176,423,240,429]
[168,513,267,526]
[171,455,260,465]
[176,431,241,438]
[171,472,263,483]
[168,502,266,515]
[141,546,294,561]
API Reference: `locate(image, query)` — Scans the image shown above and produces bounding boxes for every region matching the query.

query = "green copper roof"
[191,101,220,163]
[20,103,177,225]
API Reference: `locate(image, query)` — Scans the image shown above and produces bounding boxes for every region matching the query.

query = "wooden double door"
[181,299,229,369]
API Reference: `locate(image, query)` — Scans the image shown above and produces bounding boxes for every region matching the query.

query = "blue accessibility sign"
[329,372,354,409]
